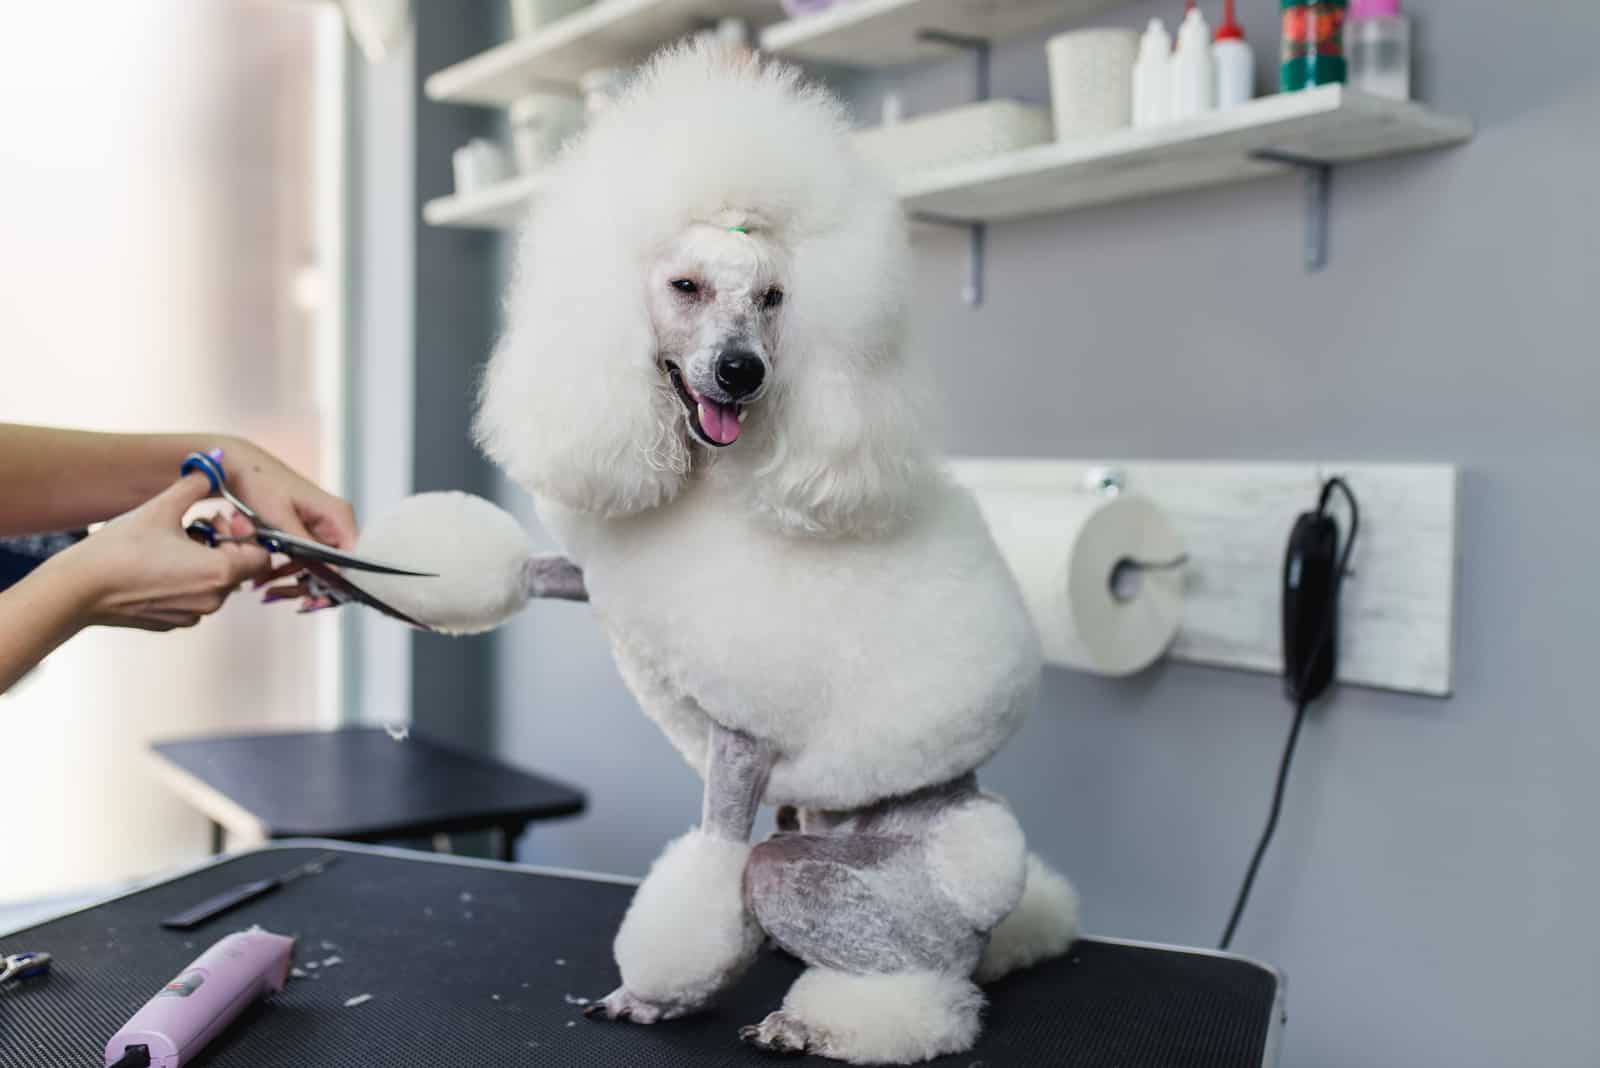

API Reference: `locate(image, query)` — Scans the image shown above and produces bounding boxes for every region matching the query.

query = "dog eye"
[762,287,784,308]
[670,279,698,295]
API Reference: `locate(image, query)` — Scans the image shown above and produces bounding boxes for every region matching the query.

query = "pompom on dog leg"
[347,491,585,635]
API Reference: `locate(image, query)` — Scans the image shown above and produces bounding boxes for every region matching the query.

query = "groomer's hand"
[41,473,272,631]
[223,437,358,550]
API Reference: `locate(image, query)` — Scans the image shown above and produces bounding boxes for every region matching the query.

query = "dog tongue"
[697,399,741,445]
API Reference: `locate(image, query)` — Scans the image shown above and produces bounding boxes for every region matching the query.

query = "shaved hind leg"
[739,826,988,1063]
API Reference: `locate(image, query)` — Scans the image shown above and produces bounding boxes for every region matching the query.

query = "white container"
[1169,6,1216,121]
[1212,35,1255,110]
[1347,4,1412,100]
[1211,0,1254,110]
[509,92,583,175]
[851,100,1051,180]
[1132,18,1173,128]
[1046,28,1139,142]
[452,138,510,195]
[508,0,591,36]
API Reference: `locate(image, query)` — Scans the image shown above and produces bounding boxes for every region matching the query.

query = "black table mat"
[1,844,1280,1067]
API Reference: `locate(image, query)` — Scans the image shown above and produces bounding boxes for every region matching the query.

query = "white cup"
[452,138,511,195]
[1046,28,1140,142]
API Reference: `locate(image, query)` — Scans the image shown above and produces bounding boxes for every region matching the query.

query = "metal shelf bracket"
[894,30,994,306]
[912,214,986,306]
[1251,148,1335,273]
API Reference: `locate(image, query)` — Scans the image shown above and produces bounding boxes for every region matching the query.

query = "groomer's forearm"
[701,722,773,842]
[0,424,236,536]
[0,555,94,694]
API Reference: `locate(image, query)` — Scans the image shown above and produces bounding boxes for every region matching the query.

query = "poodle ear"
[738,206,936,538]
[475,209,687,517]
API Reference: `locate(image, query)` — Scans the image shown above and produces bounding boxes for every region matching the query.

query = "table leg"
[497,823,526,863]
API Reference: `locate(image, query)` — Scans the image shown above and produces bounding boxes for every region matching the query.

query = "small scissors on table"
[179,450,436,628]
[0,950,51,986]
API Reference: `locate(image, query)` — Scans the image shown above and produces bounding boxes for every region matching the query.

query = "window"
[0,1,345,901]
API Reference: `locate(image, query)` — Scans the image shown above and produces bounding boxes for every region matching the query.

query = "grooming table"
[1,843,1284,1067]
[146,728,585,859]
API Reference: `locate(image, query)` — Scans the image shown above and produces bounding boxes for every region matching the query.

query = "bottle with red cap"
[1212,0,1255,109]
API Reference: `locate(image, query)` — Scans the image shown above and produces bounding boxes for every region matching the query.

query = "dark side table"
[146,728,585,861]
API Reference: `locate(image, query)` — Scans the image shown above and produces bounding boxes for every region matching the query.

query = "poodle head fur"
[474,42,934,538]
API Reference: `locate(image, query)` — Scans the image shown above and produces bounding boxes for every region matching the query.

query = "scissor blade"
[302,561,436,631]
[262,530,437,576]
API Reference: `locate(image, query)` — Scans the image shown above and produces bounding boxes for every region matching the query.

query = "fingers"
[213,516,272,585]
[155,470,220,519]
[252,558,305,590]
[304,498,360,550]
[120,611,203,632]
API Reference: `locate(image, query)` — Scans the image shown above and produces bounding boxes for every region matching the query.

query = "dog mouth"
[664,361,745,447]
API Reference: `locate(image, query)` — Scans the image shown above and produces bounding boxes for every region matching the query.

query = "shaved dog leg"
[589,720,773,1023]
[525,554,588,602]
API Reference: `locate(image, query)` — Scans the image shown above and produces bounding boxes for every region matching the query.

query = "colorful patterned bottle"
[1280,0,1348,91]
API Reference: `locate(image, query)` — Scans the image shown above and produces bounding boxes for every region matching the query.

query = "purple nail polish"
[207,447,225,461]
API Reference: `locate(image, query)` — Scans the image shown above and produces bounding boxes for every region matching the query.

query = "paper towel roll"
[976,490,1184,676]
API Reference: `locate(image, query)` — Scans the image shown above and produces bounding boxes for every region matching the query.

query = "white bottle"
[1132,18,1173,128]
[1169,5,1216,121]
[1211,0,1255,110]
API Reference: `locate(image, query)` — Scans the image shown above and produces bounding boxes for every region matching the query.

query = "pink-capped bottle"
[1347,0,1412,100]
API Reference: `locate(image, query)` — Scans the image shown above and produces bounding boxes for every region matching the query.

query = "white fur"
[781,967,985,1065]
[974,854,1081,985]
[475,43,930,537]
[613,829,761,1011]
[353,491,532,635]
[373,43,1073,1053]
[926,795,1028,931]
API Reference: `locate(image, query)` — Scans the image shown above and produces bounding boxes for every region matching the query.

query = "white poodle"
[353,43,1079,1065]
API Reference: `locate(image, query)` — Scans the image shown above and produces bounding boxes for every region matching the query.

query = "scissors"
[0,951,51,985]
[179,450,437,629]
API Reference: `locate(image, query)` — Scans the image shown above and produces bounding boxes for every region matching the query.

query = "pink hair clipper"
[103,928,295,1068]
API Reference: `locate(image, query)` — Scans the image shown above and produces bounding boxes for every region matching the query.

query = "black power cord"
[1219,477,1359,951]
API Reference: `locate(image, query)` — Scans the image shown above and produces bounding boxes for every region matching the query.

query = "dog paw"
[739,1010,814,1055]
[582,985,687,1025]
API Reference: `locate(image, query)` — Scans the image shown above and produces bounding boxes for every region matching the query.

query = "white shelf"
[902,86,1472,222]
[423,88,1471,231]
[761,0,1119,67]
[423,173,548,230]
[425,0,783,106]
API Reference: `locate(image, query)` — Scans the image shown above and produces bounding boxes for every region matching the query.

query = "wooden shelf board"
[762,0,1121,68]
[426,0,782,106]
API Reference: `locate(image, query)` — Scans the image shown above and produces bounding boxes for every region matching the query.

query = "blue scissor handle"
[12,953,49,980]
[179,450,227,493]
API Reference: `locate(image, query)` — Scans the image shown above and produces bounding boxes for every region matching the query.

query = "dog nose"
[715,351,765,399]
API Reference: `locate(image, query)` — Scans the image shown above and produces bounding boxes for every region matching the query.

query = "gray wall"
[408,2,503,751]
[345,3,504,747]
[484,1,1600,1065]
